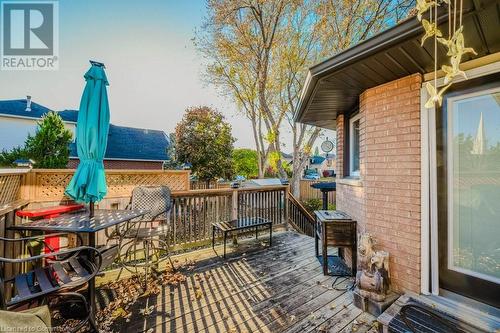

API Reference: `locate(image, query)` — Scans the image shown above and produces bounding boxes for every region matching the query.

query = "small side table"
[314,210,357,276]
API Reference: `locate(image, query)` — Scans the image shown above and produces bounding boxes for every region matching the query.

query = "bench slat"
[34,268,54,291]
[14,274,31,298]
[69,258,89,277]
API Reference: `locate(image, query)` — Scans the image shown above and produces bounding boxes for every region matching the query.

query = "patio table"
[9,209,147,316]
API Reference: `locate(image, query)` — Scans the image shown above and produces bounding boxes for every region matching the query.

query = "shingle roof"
[70,124,169,161]
[57,109,79,122]
[0,99,78,122]
[310,155,325,165]
[0,99,169,162]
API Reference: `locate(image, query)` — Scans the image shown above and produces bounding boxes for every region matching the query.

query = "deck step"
[378,293,500,333]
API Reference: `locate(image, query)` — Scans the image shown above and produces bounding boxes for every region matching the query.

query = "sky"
[0,0,334,152]
[455,92,500,147]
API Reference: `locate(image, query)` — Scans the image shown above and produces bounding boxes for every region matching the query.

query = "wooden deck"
[100,231,376,333]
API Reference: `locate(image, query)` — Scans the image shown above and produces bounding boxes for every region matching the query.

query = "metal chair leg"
[88,316,99,333]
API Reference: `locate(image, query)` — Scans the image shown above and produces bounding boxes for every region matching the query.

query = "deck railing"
[287,192,315,237]
[0,169,289,250]
[167,186,287,249]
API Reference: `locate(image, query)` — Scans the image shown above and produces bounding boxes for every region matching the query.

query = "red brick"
[335,73,423,294]
[67,159,163,170]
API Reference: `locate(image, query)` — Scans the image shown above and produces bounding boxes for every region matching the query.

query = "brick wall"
[68,159,164,170]
[335,73,422,293]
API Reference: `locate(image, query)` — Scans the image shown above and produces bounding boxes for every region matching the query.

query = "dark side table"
[314,210,357,276]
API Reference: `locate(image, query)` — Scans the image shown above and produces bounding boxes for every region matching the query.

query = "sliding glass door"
[437,76,500,308]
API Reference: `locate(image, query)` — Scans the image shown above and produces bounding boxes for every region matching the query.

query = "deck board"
[105,231,375,332]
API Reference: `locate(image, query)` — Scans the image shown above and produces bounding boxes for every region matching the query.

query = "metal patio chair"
[0,234,102,332]
[111,186,173,284]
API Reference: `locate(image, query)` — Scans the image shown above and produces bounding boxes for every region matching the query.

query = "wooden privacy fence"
[299,179,336,205]
[190,180,231,190]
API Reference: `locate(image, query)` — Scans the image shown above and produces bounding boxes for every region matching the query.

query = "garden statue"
[355,233,391,302]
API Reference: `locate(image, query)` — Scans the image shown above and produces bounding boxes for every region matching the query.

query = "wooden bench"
[212,217,272,258]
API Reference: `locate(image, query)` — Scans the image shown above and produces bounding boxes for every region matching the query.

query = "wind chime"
[416,0,477,108]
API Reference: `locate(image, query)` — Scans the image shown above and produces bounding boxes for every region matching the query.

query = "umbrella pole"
[89,201,95,218]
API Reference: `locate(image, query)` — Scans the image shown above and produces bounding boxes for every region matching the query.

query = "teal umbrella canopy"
[65,64,110,203]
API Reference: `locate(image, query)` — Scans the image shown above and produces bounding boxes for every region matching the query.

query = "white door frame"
[420,60,500,295]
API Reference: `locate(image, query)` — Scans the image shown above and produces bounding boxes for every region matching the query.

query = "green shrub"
[302,199,336,214]
[0,146,29,167]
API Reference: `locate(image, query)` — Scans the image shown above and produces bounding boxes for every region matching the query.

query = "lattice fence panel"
[31,170,189,202]
[106,173,189,197]
[0,174,22,205]
[35,173,73,202]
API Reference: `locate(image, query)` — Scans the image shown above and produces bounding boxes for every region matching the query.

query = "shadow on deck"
[98,231,376,333]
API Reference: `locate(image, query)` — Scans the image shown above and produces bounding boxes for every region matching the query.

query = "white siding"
[0,116,76,151]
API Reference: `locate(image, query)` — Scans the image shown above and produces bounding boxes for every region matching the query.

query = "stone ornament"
[355,233,391,302]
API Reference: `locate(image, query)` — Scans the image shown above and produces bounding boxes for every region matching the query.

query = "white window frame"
[349,113,361,177]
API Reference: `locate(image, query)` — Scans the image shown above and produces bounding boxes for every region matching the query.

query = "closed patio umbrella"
[65,61,110,216]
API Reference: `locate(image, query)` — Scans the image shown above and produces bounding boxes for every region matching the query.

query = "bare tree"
[198,0,414,195]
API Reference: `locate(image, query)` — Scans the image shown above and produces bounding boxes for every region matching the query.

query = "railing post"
[284,187,289,231]
[231,189,238,245]
[231,189,238,220]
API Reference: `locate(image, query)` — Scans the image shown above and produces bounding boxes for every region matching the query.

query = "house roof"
[295,0,500,129]
[70,124,169,161]
[57,109,79,122]
[0,99,78,123]
[310,155,326,165]
[0,99,169,162]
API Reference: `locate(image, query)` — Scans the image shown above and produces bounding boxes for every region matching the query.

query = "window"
[446,86,500,283]
[349,113,361,177]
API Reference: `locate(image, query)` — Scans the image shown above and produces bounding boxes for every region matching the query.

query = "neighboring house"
[324,153,336,172]
[305,154,336,176]
[281,152,293,165]
[307,155,326,174]
[0,98,169,170]
[296,0,500,324]
[0,97,77,151]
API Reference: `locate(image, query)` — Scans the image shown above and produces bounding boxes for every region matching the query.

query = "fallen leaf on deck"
[140,305,155,316]
[111,307,128,319]
[195,286,204,299]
